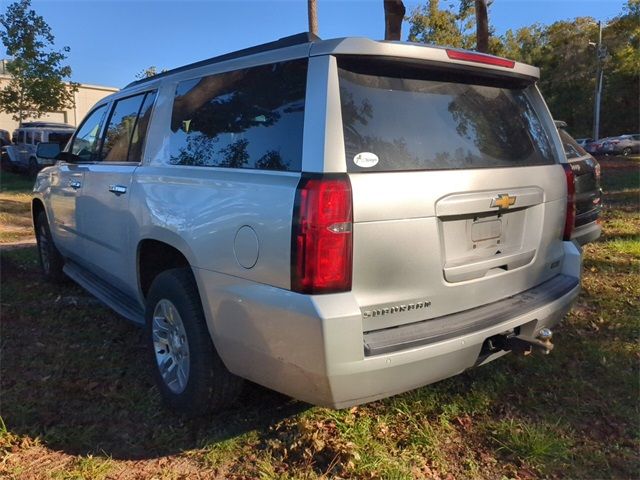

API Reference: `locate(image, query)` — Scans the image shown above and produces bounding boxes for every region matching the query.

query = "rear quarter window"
[168,59,307,171]
[338,59,555,172]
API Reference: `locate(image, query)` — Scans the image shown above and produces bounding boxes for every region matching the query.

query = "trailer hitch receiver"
[483,328,554,357]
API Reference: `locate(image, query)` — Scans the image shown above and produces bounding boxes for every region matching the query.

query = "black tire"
[35,211,65,283]
[622,147,631,157]
[145,268,243,416]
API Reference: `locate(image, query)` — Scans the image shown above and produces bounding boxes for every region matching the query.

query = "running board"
[64,261,145,326]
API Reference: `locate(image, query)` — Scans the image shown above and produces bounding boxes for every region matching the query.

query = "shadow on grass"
[0,170,34,193]
[0,247,309,460]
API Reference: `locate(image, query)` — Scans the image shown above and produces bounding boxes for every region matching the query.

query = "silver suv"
[33,33,581,415]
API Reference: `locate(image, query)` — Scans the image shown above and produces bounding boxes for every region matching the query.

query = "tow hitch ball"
[489,328,554,356]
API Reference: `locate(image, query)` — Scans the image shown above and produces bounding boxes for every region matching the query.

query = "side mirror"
[36,142,61,160]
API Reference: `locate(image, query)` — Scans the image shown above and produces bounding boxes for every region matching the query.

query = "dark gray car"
[556,122,602,245]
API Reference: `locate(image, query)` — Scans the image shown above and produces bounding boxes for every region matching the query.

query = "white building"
[0,60,118,133]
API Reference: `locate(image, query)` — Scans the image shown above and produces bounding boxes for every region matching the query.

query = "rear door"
[77,91,156,297]
[334,58,567,331]
[48,104,108,258]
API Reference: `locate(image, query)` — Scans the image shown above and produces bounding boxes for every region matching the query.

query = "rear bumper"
[572,221,602,246]
[195,242,581,409]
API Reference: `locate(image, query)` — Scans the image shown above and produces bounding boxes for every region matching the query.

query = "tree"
[0,0,78,123]
[135,66,166,80]
[475,0,489,52]
[597,0,640,136]
[408,0,501,53]
[407,0,476,50]
[308,0,318,36]
[384,0,406,41]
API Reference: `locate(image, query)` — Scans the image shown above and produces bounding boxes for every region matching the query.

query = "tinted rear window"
[558,129,588,159]
[169,60,307,171]
[338,60,555,172]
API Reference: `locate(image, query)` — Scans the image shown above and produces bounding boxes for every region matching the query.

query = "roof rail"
[125,32,321,89]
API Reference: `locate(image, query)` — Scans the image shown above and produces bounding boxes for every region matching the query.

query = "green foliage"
[407,0,500,53]
[407,0,640,137]
[0,0,78,123]
[135,65,167,80]
[407,0,476,49]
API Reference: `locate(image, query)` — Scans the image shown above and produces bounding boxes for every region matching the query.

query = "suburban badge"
[363,300,432,319]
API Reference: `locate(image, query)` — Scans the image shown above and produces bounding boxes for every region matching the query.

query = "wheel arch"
[31,197,46,229]
[136,234,196,299]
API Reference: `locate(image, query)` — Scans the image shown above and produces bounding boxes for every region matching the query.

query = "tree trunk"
[308,0,319,36]
[384,0,405,41]
[475,0,489,53]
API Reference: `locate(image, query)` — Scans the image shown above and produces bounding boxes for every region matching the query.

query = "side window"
[48,131,73,148]
[70,104,108,161]
[18,131,25,144]
[100,91,156,162]
[169,60,307,171]
[26,131,34,144]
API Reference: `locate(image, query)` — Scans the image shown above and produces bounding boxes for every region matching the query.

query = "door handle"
[69,180,81,190]
[108,184,127,195]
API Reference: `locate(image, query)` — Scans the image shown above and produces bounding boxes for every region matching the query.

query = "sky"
[0,0,629,88]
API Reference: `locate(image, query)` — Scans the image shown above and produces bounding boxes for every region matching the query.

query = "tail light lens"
[562,164,576,241]
[291,174,353,294]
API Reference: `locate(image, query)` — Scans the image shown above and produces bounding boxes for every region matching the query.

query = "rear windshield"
[338,60,556,172]
[558,129,588,159]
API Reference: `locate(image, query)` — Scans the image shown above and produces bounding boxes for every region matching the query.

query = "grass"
[0,158,638,479]
[0,171,34,244]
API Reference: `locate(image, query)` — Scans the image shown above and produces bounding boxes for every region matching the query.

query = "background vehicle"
[585,137,612,156]
[33,34,582,416]
[0,129,10,146]
[603,134,640,156]
[575,138,593,148]
[5,122,75,175]
[555,121,602,245]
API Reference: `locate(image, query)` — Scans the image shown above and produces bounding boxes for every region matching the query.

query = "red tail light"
[446,49,515,68]
[291,175,353,294]
[562,164,576,241]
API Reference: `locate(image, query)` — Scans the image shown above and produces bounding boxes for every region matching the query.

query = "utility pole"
[592,21,606,141]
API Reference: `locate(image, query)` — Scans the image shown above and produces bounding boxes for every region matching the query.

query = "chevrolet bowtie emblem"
[491,194,516,209]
